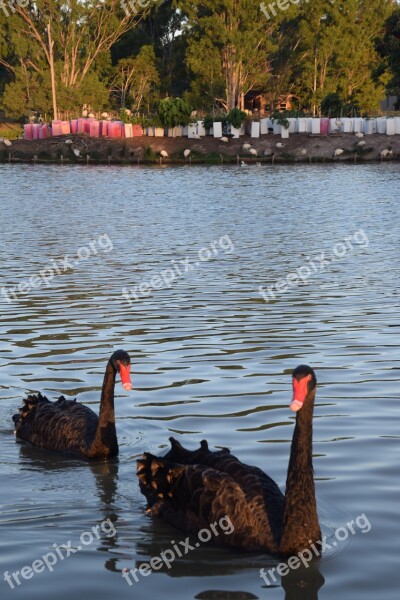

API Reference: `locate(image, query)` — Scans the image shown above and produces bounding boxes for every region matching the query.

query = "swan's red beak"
[120,364,132,391]
[290,375,311,412]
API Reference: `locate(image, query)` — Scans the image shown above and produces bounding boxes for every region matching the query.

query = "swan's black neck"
[88,360,118,458]
[279,391,321,555]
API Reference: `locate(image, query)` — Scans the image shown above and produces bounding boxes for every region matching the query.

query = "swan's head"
[111,350,132,391]
[290,365,316,412]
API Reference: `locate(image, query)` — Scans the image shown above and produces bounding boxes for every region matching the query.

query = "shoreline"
[1,133,400,165]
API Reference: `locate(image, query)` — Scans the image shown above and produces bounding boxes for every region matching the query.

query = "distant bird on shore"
[333,148,344,158]
[3,138,12,147]
[65,139,73,145]
[357,140,366,147]
[220,137,229,143]
[301,147,307,155]
[242,143,251,151]
[380,149,392,158]
[240,161,246,166]
[249,148,258,156]
[355,132,364,138]
[276,142,284,149]
[73,148,81,157]
[160,150,169,158]
[184,149,191,158]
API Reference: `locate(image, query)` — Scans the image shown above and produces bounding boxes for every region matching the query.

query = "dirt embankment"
[1,132,400,164]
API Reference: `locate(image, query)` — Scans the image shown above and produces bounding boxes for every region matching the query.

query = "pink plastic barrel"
[39,125,50,139]
[61,121,71,135]
[89,120,100,137]
[84,119,91,134]
[132,125,143,137]
[70,119,78,134]
[51,120,62,136]
[320,118,330,135]
[24,124,33,140]
[32,124,41,139]
[100,121,108,136]
[109,121,123,138]
[77,118,85,134]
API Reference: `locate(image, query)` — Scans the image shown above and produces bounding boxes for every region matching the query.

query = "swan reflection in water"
[191,563,325,599]
[132,517,325,599]
[17,444,122,573]
[16,441,325,600]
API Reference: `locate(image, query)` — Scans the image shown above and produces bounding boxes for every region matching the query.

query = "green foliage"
[227,108,247,129]
[143,146,158,161]
[177,0,275,110]
[321,93,344,117]
[0,126,23,139]
[271,111,290,130]
[202,114,214,130]
[377,8,400,96]
[111,45,160,111]
[158,97,192,127]
[202,113,228,129]
[0,1,397,119]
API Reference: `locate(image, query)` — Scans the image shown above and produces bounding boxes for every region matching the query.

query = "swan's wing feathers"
[165,438,283,506]
[13,394,98,455]
[137,453,281,552]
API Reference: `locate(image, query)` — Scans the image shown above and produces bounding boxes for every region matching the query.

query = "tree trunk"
[47,22,58,121]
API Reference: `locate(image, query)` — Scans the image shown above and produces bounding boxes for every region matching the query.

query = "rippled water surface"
[0,163,399,600]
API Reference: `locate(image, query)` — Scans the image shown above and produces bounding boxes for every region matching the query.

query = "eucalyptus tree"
[0,0,153,117]
[175,0,278,111]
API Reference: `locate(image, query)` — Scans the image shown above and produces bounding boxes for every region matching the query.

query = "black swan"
[137,365,321,555]
[13,350,132,459]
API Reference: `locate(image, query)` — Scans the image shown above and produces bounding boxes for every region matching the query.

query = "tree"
[278,0,394,115]
[376,6,400,97]
[110,45,160,110]
[176,0,277,111]
[0,1,153,118]
[112,1,189,97]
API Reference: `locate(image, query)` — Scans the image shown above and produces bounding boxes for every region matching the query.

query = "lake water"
[0,163,399,600]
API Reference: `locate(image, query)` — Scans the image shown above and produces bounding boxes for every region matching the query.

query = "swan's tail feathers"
[12,393,50,430]
[137,452,185,511]
[163,437,231,465]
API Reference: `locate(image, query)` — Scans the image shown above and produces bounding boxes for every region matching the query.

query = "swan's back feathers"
[13,393,98,457]
[137,437,284,552]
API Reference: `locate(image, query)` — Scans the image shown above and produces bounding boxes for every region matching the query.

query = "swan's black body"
[137,365,321,555]
[13,350,131,459]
